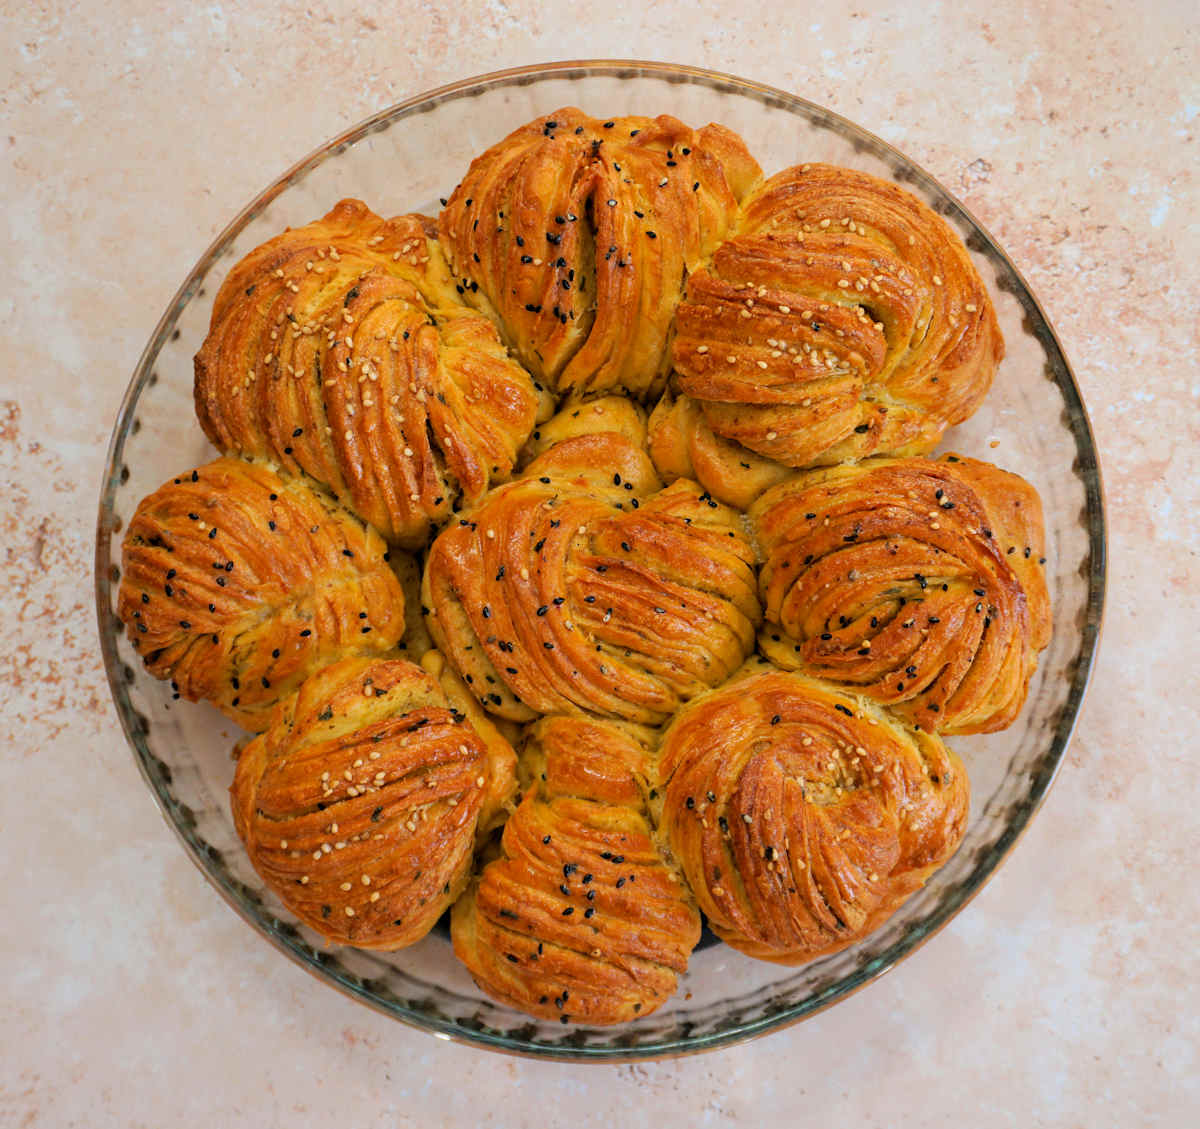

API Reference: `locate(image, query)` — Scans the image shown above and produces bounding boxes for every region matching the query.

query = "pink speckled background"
[2,3,1198,1126]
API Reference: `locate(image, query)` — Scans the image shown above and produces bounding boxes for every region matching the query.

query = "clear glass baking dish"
[95,60,1105,1061]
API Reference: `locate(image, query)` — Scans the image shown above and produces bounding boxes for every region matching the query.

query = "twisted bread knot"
[195,199,544,547]
[452,716,699,1025]
[423,410,761,724]
[752,455,1052,734]
[439,107,760,399]
[231,655,516,950]
[117,457,407,731]
[663,163,1003,490]
[659,667,967,964]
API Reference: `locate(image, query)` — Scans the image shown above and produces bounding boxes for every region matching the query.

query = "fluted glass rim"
[94,59,1106,1061]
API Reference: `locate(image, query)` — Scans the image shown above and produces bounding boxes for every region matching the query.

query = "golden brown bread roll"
[452,715,700,1024]
[194,199,546,548]
[752,454,1052,735]
[658,163,1003,495]
[659,664,968,964]
[422,401,761,724]
[438,107,761,400]
[231,654,517,950]
[117,456,407,731]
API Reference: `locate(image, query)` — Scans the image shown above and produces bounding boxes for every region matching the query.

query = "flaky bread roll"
[659,665,967,964]
[231,654,516,950]
[452,715,699,1024]
[752,454,1052,735]
[653,163,1003,501]
[438,108,760,400]
[117,456,407,731]
[423,399,761,724]
[195,199,546,548]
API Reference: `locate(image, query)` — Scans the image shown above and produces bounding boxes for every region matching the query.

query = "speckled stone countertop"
[2,3,1197,1125]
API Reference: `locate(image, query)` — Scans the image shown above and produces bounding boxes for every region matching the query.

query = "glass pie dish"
[94,60,1105,1060]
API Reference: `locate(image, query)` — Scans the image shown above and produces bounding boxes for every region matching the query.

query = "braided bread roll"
[653,163,1003,501]
[438,108,760,400]
[194,199,547,548]
[452,715,699,1024]
[423,399,761,724]
[231,654,517,950]
[752,454,1052,735]
[659,665,968,965]
[116,457,407,731]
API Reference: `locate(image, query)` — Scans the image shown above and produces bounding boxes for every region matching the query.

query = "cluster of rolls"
[117,108,1051,1026]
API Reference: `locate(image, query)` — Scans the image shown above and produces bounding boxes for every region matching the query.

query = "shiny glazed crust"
[656,163,1004,495]
[119,108,1060,1021]
[422,401,762,724]
[659,665,968,964]
[452,716,700,1024]
[116,456,407,731]
[231,655,517,950]
[752,454,1052,735]
[438,107,761,400]
[194,199,544,548]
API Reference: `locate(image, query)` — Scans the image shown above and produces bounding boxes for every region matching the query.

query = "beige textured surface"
[2,2,1198,1125]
